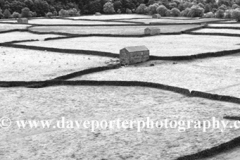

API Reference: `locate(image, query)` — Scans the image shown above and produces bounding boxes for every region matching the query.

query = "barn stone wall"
[144,28,161,35]
[17,18,28,24]
[120,46,150,65]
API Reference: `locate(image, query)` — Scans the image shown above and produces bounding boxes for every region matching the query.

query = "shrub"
[187,5,204,17]
[31,12,37,17]
[113,1,122,12]
[25,0,34,10]
[53,11,58,16]
[68,8,79,16]
[126,8,132,14]
[171,8,181,17]
[193,0,198,5]
[166,9,172,16]
[156,5,168,16]
[180,8,191,17]
[103,2,115,14]
[58,8,80,17]
[33,0,50,17]
[117,9,121,14]
[204,4,212,13]
[123,1,136,11]
[144,7,150,14]
[178,2,185,11]
[203,12,215,18]
[12,12,20,18]
[224,10,232,18]
[173,0,180,6]
[46,12,53,18]
[217,0,230,7]
[183,2,193,9]
[231,8,240,21]
[21,7,31,18]
[49,5,56,13]
[9,0,25,14]
[236,0,240,6]
[88,0,102,14]
[152,14,161,18]
[136,3,147,14]
[212,8,218,13]
[218,4,227,11]
[169,2,178,9]
[215,9,225,18]
[148,0,155,5]
[149,3,159,15]
[198,3,205,9]
[3,9,11,19]
[232,4,240,9]
[59,9,69,17]
[0,9,3,19]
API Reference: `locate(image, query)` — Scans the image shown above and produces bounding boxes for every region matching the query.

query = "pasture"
[1,14,240,160]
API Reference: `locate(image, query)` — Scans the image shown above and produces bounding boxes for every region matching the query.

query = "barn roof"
[122,45,149,52]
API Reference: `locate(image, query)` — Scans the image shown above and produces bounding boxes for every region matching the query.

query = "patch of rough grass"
[19,35,240,57]
[0,47,114,81]
[208,23,240,28]
[67,14,152,20]
[29,24,200,35]
[116,18,224,24]
[73,55,240,93]
[208,84,240,98]
[28,19,130,25]
[193,28,240,35]
[0,86,240,160]
[0,19,17,23]
[0,31,65,43]
[0,23,30,31]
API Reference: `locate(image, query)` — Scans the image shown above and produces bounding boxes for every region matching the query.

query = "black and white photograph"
[1,0,240,160]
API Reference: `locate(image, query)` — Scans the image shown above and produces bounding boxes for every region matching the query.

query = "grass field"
[208,23,240,28]
[193,28,240,35]
[72,55,240,95]
[0,47,114,81]
[19,35,240,56]
[0,23,30,31]
[28,18,132,25]
[29,24,201,35]
[0,31,65,43]
[1,86,240,160]
[67,14,152,20]
[0,15,240,160]
[0,19,16,23]
[115,18,223,24]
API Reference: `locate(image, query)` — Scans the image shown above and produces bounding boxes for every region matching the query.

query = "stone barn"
[144,27,161,35]
[17,18,28,24]
[152,14,161,19]
[119,46,149,65]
